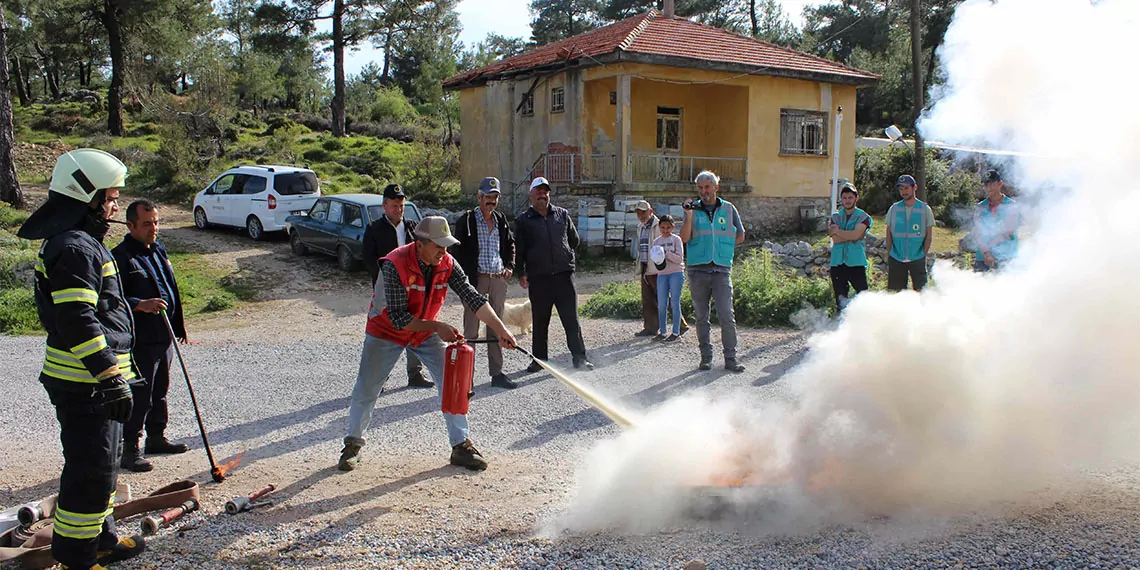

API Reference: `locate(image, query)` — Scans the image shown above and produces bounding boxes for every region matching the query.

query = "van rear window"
[274,172,319,195]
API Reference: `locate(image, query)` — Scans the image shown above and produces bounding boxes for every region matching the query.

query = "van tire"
[337,245,357,272]
[246,216,265,241]
[194,208,210,229]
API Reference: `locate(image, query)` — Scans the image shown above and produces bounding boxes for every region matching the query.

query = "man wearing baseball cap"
[965,169,1020,272]
[515,177,593,371]
[451,177,518,389]
[884,174,935,292]
[338,216,518,472]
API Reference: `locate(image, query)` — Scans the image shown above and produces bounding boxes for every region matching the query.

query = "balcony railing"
[529,153,617,184]
[628,154,747,184]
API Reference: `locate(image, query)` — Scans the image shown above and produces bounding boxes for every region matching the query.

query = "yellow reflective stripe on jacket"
[45,347,129,367]
[42,356,134,384]
[51,288,99,305]
[34,259,47,277]
[54,506,112,539]
[71,335,108,358]
[101,260,117,277]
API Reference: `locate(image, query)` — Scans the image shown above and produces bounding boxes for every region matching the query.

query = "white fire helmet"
[49,149,128,204]
[650,245,666,266]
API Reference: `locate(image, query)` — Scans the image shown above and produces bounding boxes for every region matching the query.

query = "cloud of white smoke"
[554,0,1140,533]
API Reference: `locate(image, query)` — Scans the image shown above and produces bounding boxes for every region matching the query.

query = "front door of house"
[656,107,682,182]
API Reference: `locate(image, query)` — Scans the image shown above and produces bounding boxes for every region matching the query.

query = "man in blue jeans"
[338,217,517,472]
[679,170,746,373]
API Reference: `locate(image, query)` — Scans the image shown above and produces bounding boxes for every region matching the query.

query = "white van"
[192,165,322,240]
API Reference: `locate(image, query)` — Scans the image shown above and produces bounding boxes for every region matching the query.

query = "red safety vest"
[365,243,453,347]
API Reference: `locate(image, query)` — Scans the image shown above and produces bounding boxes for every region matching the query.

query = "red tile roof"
[443,11,879,89]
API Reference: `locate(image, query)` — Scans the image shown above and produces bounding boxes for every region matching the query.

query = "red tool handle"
[248,484,276,502]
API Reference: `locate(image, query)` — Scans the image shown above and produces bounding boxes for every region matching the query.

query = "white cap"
[530,177,551,191]
[650,245,666,266]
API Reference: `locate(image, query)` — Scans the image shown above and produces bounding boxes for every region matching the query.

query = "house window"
[656,107,681,152]
[551,87,564,113]
[519,92,534,116]
[780,109,828,156]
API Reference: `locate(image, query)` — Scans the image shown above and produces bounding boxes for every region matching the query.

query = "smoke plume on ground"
[553,0,1140,534]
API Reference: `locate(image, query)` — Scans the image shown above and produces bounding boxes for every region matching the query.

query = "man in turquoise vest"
[967,169,1020,272]
[885,174,935,292]
[679,170,746,373]
[828,183,872,311]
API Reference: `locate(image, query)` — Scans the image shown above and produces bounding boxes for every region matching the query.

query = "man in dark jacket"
[18,149,147,570]
[112,200,190,472]
[451,177,517,389]
[361,184,431,387]
[515,177,593,371]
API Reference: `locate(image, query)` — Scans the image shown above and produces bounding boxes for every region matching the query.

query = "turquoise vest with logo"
[686,199,736,267]
[974,196,1019,261]
[829,208,872,267]
[889,199,930,262]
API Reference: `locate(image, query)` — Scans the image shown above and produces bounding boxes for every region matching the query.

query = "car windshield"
[273,172,319,196]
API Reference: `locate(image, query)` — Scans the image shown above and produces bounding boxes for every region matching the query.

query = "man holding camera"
[679,170,746,373]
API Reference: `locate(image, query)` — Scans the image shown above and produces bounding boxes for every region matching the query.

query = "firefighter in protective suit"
[17,149,147,570]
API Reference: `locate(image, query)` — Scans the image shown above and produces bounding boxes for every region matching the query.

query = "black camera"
[682,200,698,210]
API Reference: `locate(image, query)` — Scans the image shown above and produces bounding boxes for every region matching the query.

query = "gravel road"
[3,199,1139,568]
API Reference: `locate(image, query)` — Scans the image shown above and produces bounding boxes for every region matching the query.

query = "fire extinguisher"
[442,338,475,415]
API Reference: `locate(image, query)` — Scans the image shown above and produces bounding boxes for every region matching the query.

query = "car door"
[208,174,236,225]
[339,202,366,260]
[240,174,269,230]
[297,198,330,252]
[317,199,345,253]
[215,174,251,227]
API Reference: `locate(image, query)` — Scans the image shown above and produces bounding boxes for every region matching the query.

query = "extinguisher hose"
[462,337,500,344]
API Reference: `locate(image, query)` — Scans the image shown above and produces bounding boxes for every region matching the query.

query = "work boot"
[450,439,488,471]
[698,356,713,371]
[634,329,656,337]
[725,359,746,373]
[573,357,595,371]
[338,442,362,471]
[61,566,109,570]
[145,437,189,455]
[490,374,518,389]
[407,371,434,388]
[120,447,153,473]
[97,535,146,565]
[526,361,543,373]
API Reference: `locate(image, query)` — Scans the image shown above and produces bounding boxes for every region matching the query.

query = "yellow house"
[442,9,879,231]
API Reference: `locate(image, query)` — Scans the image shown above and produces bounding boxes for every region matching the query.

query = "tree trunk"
[34,43,61,100]
[909,0,926,201]
[102,0,125,136]
[180,71,187,94]
[331,0,346,137]
[749,0,758,37]
[381,27,392,83]
[0,11,24,209]
[12,57,29,106]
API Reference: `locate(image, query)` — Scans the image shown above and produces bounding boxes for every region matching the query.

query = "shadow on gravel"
[752,347,807,387]
[509,408,613,450]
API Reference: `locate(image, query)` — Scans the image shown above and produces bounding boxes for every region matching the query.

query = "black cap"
[840,182,858,196]
[383,184,406,199]
[982,169,1002,183]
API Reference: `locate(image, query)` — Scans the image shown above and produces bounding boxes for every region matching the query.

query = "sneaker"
[407,372,434,388]
[145,437,189,455]
[725,359,746,373]
[698,357,713,371]
[526,361,543,373]
[663,334,679,342]
[652,334,666,341]
[573,357,595,370]
[97,535,146,565]
[338,442,362,471]
[120,448,153,473]
[490,374,518,389]
[450,439,488,471]
[634,329,656,337]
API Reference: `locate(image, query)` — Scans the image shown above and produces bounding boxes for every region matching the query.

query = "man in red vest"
[338,216,518,471]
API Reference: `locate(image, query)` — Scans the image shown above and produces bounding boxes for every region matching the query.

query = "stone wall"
[762,236,968,278]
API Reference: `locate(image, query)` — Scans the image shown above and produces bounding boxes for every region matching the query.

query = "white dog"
[489,300,532,337]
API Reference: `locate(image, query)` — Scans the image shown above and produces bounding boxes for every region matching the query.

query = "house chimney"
[663,0,674,17]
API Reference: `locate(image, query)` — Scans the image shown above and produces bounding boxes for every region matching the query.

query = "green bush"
[581,250,833,328]
[369,87,416,124]
[855,146,980,226]
[302,148,331,163]
[203,295,233,312]
[0,203,30,230]
[321,138,344,152]
[0,288,41,335]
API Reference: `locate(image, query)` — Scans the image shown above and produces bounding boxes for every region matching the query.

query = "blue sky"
[335,0,821,77]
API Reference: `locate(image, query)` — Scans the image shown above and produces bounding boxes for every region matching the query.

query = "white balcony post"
[616,75,632,185]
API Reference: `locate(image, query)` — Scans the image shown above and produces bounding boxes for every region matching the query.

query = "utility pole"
[909,0,926,200]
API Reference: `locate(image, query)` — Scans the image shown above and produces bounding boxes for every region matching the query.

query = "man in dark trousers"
[361,184,431,388]
[515,177,593,371]
[112,200,190,472]
[451,177,517,389]
[18,149,147,570]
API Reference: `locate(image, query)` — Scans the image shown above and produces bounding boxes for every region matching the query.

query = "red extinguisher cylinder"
[442,341,475,414]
